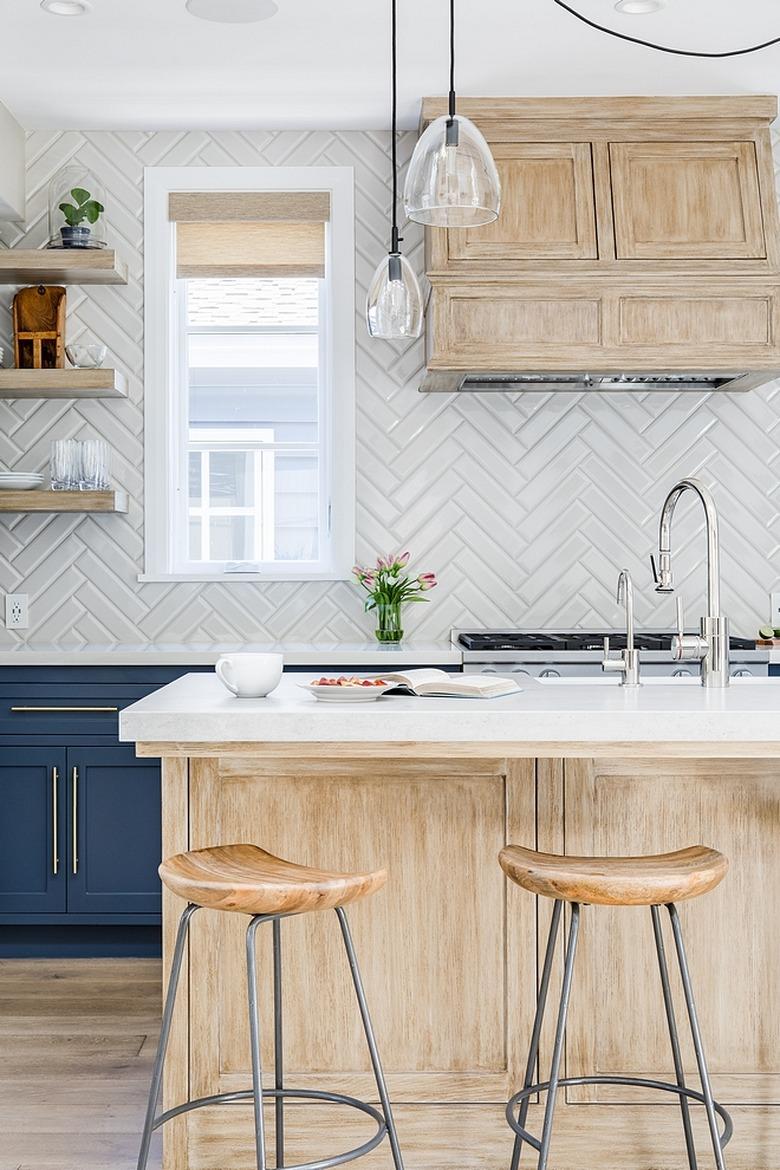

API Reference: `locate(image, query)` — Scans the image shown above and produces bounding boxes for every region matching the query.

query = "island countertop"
[119,670,780,754]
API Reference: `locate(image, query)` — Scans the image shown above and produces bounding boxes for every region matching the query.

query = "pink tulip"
[418,572,437,590]
[396,550,411,567]
[376,555,387,569]
[363,571,375,586]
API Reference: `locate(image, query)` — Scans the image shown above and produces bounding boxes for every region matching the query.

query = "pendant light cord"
[448,0,456,118]
[390,0,400,253]
[552,0,780,58]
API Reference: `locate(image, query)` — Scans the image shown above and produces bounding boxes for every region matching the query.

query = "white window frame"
[141,165,355,582]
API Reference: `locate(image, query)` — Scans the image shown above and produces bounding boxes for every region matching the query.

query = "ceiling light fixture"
[614,0,664,13]
[366,0,424,340]
[404,0,500,228]
[554,0,780,56]
[185,0,278,23]
[40,0,91,14]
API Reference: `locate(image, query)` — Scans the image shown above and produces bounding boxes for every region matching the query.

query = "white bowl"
[66,343,107,369]
[0,474,44,490]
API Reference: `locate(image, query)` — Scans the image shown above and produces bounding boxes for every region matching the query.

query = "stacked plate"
[0,471,45,491]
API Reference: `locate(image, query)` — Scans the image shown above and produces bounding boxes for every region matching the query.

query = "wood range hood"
[417,96,780,395]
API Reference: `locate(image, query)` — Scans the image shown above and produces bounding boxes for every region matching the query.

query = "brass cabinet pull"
[71,766,79,876]
[52,766,59,876]
[10,705,119,713]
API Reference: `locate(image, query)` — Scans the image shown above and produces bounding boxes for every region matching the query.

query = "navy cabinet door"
[0,747,67,914]
[66,746,162,915]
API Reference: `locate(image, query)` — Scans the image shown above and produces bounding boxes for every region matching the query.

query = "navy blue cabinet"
[66,746,162,915]
[0,747,67,914]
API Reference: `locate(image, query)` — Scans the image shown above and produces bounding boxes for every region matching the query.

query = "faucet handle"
[650,554,659,585]
[670,595,708,663]
[675,594,685,640]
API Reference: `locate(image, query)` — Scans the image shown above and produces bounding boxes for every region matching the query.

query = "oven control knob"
[539,669,561,679]
[672,668,693,677]
[733,669,752,678]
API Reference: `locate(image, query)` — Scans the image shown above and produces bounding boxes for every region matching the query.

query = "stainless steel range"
[455,630,768,680]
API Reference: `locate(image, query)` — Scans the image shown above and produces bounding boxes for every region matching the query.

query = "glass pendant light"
[366,0,424,340]
[404,0,500,228]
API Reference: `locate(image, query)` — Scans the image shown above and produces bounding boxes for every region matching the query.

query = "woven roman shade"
[169,191,330,279]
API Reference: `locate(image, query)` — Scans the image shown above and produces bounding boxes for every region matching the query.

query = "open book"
[378,668,521,699]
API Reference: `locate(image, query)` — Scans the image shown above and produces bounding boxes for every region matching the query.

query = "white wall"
[0,127,778,645]
[0,102,25,223]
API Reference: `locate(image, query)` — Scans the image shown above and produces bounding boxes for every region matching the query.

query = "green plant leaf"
[70,186,91,205]
[83,201,102,224]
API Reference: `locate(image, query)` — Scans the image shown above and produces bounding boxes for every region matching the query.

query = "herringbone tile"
[0,127,779,645]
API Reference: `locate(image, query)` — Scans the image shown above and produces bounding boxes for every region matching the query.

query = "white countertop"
[0,641,461,667]
[119,671,780,746]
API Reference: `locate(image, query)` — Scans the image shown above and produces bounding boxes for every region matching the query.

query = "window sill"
[138,571,351,583]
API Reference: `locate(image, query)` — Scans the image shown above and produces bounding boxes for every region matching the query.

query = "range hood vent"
[419,371,766,395]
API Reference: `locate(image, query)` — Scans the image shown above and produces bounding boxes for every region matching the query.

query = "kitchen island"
[121,673,780,1170]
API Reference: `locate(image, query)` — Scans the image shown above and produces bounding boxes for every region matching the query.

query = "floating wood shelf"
[0,490,128,514]
[0,249,128,285]
[0,368,127,399]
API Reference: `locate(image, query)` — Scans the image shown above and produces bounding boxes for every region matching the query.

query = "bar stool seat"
[501,842,732,1170]
[499,843,728,906]
[159,843,387,915]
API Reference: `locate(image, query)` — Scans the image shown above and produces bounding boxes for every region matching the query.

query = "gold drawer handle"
[10,705,120,713]
[52,766,59,877]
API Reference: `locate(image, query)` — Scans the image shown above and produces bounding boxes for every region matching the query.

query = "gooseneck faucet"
[651,477,730,688]
[602,569,641,686]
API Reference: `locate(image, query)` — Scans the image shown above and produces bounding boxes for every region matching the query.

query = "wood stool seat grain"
[499,843,728,906]
[158,843,387,916]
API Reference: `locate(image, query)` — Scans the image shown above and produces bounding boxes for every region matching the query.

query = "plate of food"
[298,675,395,702]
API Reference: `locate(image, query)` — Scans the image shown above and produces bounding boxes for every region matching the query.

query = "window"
[143,167,355,581]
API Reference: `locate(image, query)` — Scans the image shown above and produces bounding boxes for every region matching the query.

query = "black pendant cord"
[553,0,780,58]
[448,0,456,118]
[390,0,400,256]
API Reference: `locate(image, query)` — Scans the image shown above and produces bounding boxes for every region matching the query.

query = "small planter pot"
[60,225,93,249]
[375,601,404,644]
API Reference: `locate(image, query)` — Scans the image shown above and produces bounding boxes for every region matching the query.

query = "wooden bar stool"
[136,844,404,1170]
[499,844,732,1170]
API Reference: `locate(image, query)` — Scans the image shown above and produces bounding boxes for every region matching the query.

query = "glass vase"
[375,601,403,644]
[47,164,107,250]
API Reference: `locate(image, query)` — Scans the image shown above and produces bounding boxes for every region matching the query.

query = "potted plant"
[353,551,437,643]
[58,187,105,249]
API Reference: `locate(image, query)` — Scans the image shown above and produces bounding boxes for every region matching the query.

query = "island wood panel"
[559,758,780,1107]
[435,142,598,266]
[186,756,536,1121]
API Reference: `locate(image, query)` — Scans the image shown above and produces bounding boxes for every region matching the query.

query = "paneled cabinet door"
[559,758,780,1107]
[66,745,162,914]
[609,141,767,260]
[437,142,598,265]
[0,747,66,913]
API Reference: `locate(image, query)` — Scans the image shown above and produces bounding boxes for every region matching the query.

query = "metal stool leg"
[137,902,199,1170]
[537,903,580,1170]
[651,905,698,1170]
[272,916,284,1169]
[510,899,564,1170]
[247,914,269,1170]
[335,907,405,1170]
[668,904,727,1170]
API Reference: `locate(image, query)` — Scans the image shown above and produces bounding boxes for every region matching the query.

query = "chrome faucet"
[602,569,641,686]
[651,477,730,688]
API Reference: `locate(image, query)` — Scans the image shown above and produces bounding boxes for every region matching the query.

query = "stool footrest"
[153,1086,388,1170]
[507,1075,733,1152]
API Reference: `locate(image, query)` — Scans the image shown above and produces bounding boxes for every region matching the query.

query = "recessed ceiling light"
[185,0,278,22]
[614,0,665,11]
[40,0,91,13]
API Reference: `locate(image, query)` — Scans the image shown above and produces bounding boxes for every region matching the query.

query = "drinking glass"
[50,439,79,491]
[79,439,109,490]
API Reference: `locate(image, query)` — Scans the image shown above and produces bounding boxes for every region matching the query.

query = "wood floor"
[0,958,162,1170]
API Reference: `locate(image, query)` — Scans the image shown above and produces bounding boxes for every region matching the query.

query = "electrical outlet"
[771,593,780,629]
[4,593,28,630]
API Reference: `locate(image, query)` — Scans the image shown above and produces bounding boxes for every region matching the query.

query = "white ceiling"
[3,0,780,130]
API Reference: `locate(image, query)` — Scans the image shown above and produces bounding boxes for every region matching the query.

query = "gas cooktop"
[457,630,758,653]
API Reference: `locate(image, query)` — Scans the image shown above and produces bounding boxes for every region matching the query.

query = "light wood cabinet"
[432,142,598,266]
[557,758,780,1107]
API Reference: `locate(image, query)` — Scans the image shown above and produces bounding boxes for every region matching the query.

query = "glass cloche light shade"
[404,114,501,228]
[47,165,107,250]
[366,252,423,339]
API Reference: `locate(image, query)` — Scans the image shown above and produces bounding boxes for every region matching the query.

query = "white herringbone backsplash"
[0,127,779,645]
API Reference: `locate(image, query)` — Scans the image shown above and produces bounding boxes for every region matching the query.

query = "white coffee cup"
[215,653,283,698]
